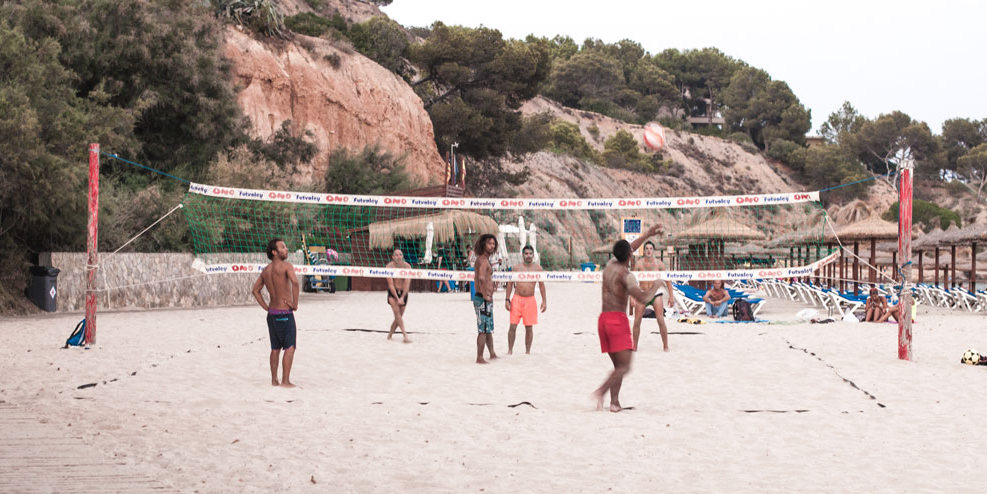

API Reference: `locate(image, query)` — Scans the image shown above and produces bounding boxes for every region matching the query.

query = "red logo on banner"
[325,195,349,203]
[268,192,291,200]
[384,197,407,205]
[794,193,810,200]
[500,200,524,208]
[442,199,466,207]
[618,199,642,207]
[677,198,700,206]
[558,200,582,208]
[735,196,758,204]
[212,187,235,196]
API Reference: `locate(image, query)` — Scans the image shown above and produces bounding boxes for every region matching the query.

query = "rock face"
[497,97,835,267]
[223,26,445,186]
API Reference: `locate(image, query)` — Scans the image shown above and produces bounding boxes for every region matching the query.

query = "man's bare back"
[253,242,298,312]
[602,261,652,313]
[258,262,297,311]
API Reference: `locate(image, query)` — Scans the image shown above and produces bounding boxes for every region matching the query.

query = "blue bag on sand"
[64,319,85,348]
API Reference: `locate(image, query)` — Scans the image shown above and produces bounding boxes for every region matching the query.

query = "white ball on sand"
[961,348,980,365]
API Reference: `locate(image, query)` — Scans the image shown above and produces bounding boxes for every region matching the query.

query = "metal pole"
[84,144,100,345]
[971,242,978,294]
[898,160,914,361]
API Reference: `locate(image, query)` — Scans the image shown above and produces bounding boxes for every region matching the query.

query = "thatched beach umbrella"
[672,212,765,271]
[827,213,903,295]
[368,210,498,250]
[940,223,987,292]
[674,214,766,242]
[913,227,945,285]
[930,224,962,288]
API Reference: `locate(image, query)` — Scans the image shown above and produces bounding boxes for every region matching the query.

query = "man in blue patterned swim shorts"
[472,234,499,364]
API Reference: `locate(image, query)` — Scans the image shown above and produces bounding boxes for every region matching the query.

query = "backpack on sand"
[732,299,754,321]
[64,319,86,348]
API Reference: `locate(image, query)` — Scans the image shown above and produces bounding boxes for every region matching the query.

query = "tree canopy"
[406,22,552,159]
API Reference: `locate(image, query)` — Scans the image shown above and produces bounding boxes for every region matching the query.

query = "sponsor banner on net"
[188,183,821,210]
[195,261,829,281]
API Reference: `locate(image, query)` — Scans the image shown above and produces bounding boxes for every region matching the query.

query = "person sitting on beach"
[878,300,915,323]
[252,238,299,388]
[864,287,888,322]
[702,280,731,318]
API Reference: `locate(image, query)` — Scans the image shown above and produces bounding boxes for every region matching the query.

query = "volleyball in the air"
[961,348,981,365]
[642,122,666,151]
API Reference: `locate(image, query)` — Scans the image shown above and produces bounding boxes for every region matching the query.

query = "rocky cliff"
[223,26,445,186]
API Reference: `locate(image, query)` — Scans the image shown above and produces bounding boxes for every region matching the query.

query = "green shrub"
[304,0,326,11]
[349,16,409,76]
[509,113,553,155]
[693,125,723,138]
[323,52,341,68]
[325,145,411,194]
[882,200,962,232]
[285,12,334,37]
[602,130,648,171]
[213,0,287,38]
[537,219,558,236]
[587,124,600,140]
[765,139,807,171]
[578,97,639,123]
[548,121,598,163]
[588,210,617,240]
[945,180,970,196]
[726,132,758,153]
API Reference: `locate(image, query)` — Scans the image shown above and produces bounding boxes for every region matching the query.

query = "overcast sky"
[382,0,986,135]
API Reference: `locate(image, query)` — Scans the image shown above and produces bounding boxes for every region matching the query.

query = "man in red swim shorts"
[593,223,664,412]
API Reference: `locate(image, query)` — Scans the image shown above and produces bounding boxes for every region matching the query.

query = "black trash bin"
[26,266,60,312]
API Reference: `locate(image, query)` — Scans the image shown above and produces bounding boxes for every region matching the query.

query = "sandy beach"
[2,282,986,493]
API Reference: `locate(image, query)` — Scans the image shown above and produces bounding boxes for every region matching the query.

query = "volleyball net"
[182,182,837,283]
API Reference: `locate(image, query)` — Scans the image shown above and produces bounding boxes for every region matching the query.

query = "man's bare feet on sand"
[403,337,411,343]
[476,358,488,364]
[272,379,280,386]
[280,381,296,388]
[609,403,623,413]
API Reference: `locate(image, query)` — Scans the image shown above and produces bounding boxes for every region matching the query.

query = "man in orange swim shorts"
[593,223,664,413]
[504,245,547,355]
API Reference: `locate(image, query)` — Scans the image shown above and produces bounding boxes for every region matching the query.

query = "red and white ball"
[642,122,666,151]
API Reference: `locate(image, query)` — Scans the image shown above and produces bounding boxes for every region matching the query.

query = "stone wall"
[45,252,304,312]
